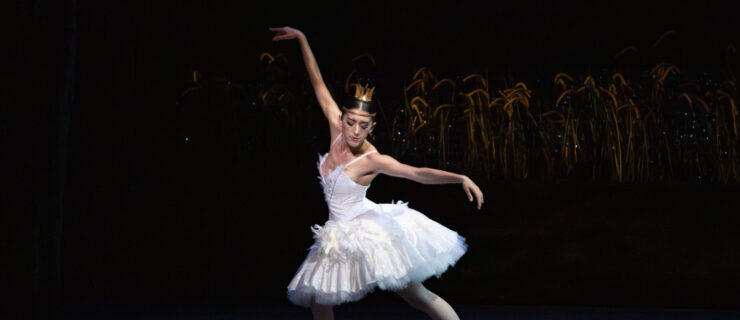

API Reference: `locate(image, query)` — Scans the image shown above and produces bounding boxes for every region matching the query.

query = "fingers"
[270,31,294,42]
[478,189,484,205]
[272,33,290,42]
[469,186,482,210]
[464,180,484,210]
[268,27,286,40]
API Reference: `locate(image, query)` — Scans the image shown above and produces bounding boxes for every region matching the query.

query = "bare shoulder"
[363,143,381,156]
[366,150,389,162]
[367,152,398,170]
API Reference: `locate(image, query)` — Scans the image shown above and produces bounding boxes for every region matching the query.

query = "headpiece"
[343,83,377,117]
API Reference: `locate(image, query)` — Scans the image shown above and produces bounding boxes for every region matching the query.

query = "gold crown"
[353,83,375,102]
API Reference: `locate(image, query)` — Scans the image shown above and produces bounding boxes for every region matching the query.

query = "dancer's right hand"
[269,26,303,42]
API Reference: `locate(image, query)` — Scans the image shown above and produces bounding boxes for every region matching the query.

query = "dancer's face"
[340,111,375,148]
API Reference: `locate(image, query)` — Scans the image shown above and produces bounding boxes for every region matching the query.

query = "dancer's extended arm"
[270,26,341,130]
[373,154,484,210]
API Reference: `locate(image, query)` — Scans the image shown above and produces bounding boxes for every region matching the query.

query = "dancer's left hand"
[462,176,484,210]
[269,26,304,42]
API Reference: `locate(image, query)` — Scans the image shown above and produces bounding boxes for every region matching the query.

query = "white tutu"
[287,200,467,307]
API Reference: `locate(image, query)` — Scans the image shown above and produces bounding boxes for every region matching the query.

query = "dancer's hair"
[342,83,377,118]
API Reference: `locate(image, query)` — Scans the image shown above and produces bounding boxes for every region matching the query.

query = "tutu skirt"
[287,201,467,307]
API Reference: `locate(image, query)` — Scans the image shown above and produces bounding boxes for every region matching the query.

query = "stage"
[55,297,739,320]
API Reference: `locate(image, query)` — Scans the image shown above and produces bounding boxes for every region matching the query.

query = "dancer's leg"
[310,297,334,320]
[396,282,460,320]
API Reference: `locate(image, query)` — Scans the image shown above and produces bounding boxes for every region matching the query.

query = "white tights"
[309,282,460,320]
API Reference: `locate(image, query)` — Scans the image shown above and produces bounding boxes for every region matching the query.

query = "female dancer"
[271,26,484,320]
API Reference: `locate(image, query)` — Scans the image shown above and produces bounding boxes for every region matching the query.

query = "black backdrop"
[5,0,740,317]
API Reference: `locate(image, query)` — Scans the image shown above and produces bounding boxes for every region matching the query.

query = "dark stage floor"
[49,297,740,320]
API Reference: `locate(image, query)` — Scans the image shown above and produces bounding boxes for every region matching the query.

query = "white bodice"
[317,153,378,221]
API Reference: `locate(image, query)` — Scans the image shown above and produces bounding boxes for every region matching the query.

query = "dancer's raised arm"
[270,26,341,131]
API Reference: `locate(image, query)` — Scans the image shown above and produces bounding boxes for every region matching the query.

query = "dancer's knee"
[396,282,439,309]
[403,282,438,302]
